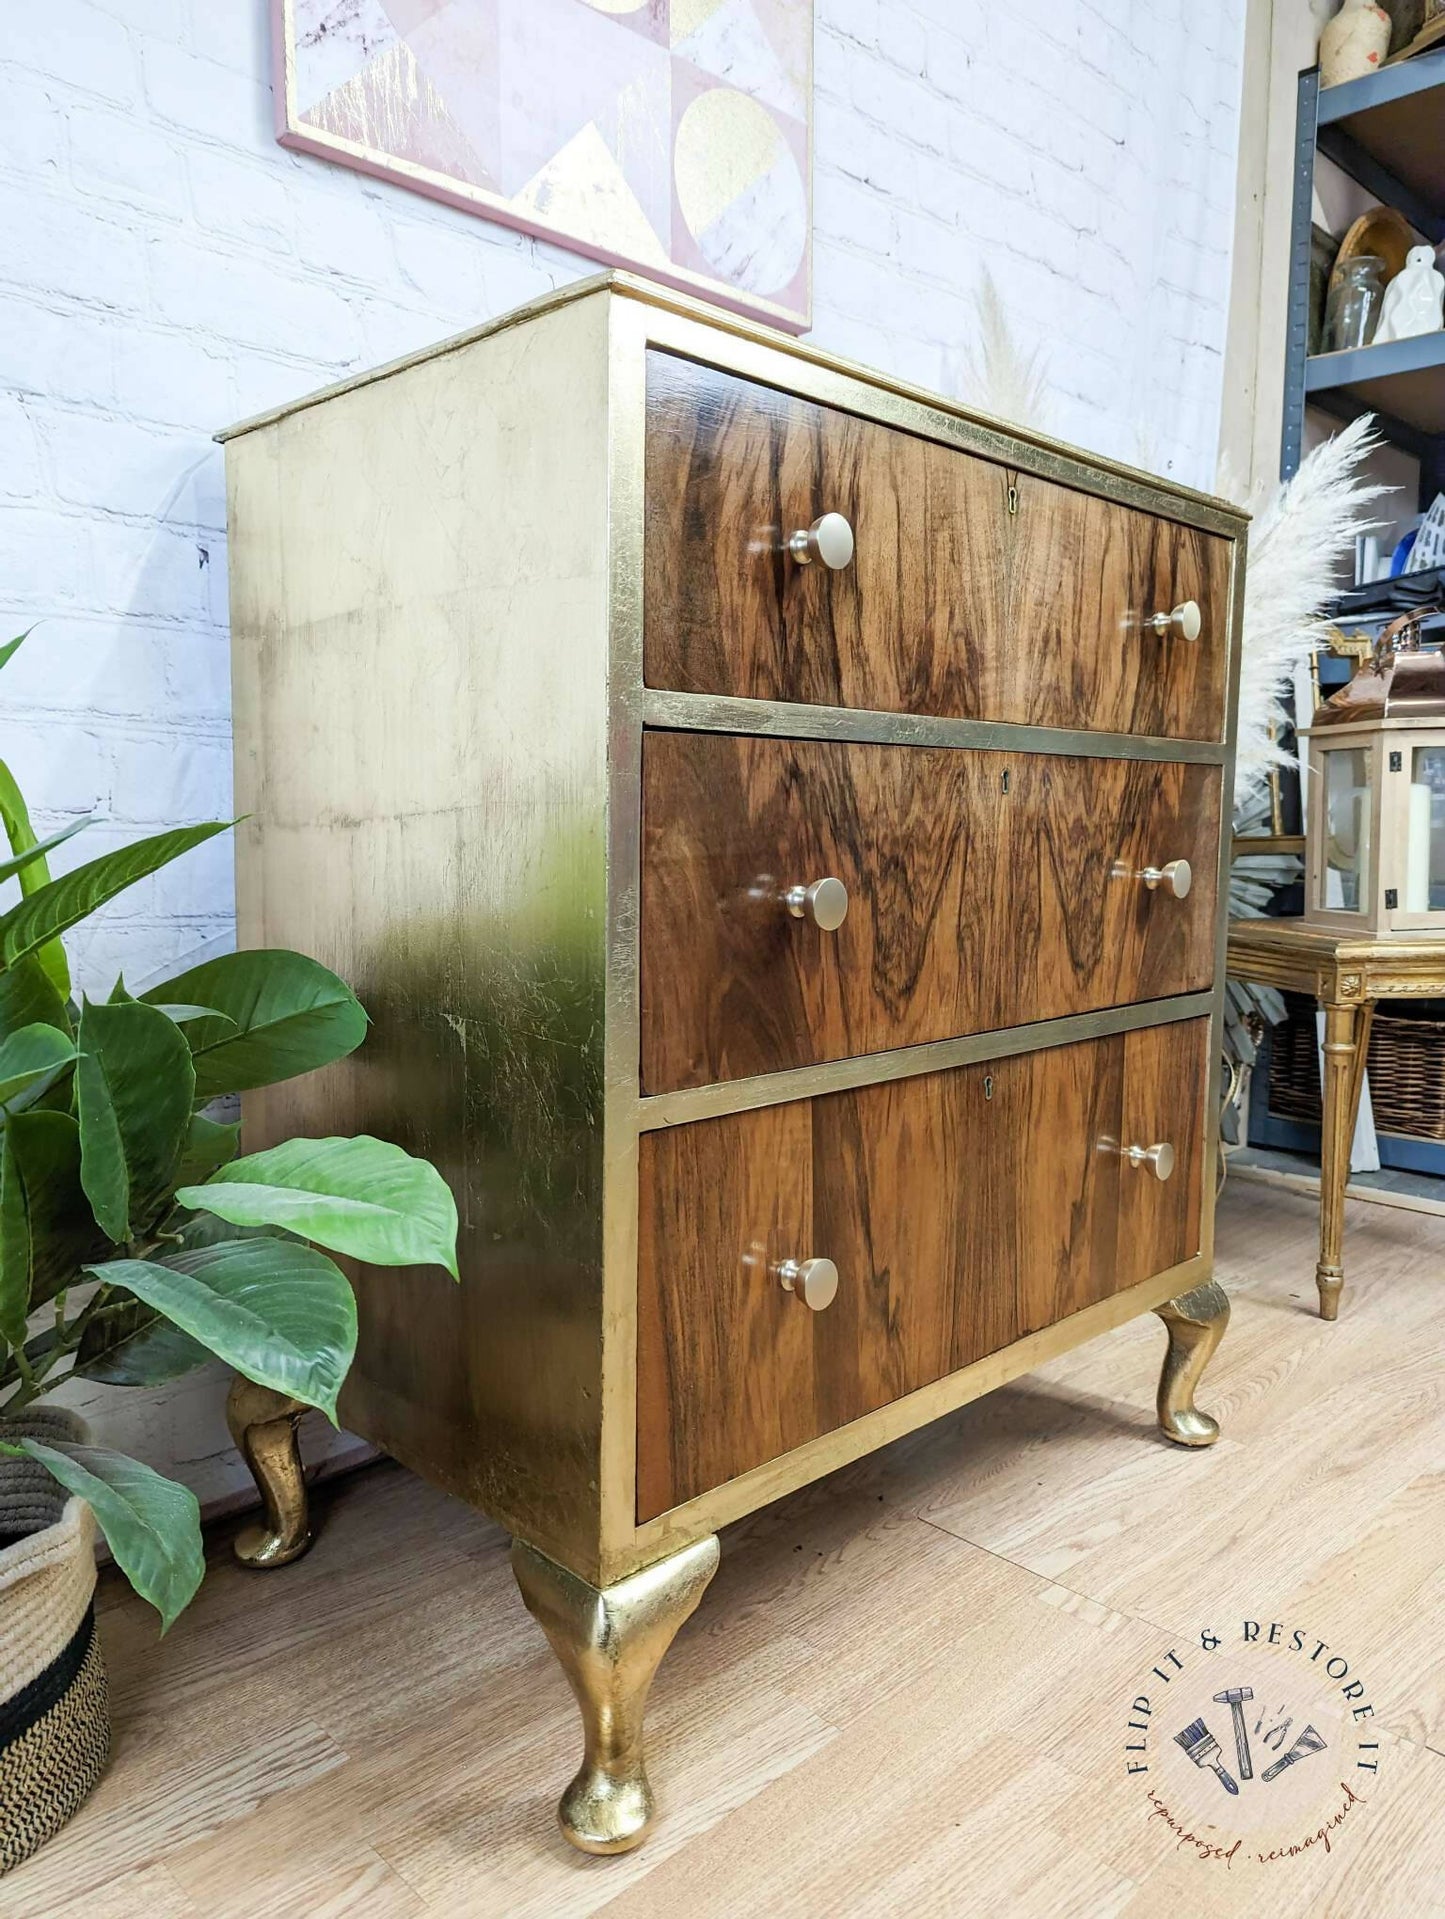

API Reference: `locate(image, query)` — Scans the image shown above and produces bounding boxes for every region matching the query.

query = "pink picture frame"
[273,0,814,333]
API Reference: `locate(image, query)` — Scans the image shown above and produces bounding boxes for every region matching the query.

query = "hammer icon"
[1213,1688,1254,1780]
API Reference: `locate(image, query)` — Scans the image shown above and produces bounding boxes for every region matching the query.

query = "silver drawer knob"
[1140,858,1192,898]
[784,877,848,930]
[1123,1141,1175,1181]
[787,512,854,569]
[1147,600,1202,642]
[776,1257,839,1311]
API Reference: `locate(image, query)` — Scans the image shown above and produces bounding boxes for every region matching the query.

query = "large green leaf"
[173,1212,291,1254]
[0,1112,104,1345]
[73,1293,213,1387]
[0,815,92,888]
[86,1238,357,1422]
[0,955,70,1043]
[141,950,367,1098]
[176,1112,240,1188]
[0,1022,78,1111]
[76,998,195,1243]
[0,821,231,973]
[177,1134,459,1277]
[0,760,69,998]
[106,980,232,1032]
[0,629,32,676]
[19,1437,203,1631]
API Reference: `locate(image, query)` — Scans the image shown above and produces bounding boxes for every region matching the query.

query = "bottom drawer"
[636,1017,1209,1521]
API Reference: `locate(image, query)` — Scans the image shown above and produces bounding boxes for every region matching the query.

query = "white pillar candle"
[1406,781,1432,911]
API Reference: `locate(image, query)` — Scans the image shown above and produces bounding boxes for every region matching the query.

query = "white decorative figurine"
[1319,0,1392,86]
[1375,246,1445,344]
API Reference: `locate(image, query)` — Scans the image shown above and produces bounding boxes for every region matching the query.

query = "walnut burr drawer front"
[640,732,1220,1093]
[644,352,1231,740]
[636,1017,1210,1520]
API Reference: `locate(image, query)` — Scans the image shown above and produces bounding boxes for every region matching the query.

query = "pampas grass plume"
[951,269,1050,429]
[1225,415,1392,808]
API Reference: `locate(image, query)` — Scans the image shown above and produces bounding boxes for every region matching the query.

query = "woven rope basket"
[0,1409,110,1877]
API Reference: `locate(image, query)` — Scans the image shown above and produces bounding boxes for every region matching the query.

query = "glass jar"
[1326,256,1386,353]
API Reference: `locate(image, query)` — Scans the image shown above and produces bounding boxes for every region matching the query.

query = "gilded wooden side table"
[1227,916,1445,1318]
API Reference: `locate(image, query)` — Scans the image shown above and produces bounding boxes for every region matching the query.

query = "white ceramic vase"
[1319,0,1393,85]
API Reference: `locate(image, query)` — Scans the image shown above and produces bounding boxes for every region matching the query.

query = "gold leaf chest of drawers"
[220,272,1246,1855]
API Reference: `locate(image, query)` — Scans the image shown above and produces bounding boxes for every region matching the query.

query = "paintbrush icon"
[1261,1724,1326,1782]
[1175,1717,1240,1794]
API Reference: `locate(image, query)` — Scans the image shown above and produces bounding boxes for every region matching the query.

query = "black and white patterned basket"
[0,1410,110,1877]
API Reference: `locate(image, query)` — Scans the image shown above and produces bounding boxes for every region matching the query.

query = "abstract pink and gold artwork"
[275,0,814,330]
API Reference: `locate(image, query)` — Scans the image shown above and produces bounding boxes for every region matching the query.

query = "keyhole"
[1001,769,1010,795]
[984,1074,994,1100]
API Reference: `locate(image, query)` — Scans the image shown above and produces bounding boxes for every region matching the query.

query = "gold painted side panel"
[227,292,614,1580]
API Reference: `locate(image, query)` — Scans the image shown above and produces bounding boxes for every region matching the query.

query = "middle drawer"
[641,732,1220,1093]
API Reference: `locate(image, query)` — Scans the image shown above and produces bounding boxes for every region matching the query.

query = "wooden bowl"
[1329,207,1418,304]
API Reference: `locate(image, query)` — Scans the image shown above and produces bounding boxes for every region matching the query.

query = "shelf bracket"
[1316,125,1445,247]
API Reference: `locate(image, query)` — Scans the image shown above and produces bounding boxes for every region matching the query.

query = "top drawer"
[644,353,1232,742]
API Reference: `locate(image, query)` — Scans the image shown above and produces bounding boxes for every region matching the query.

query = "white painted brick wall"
[0,0,1246,1505]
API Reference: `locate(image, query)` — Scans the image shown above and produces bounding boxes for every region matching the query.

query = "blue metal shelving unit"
[1254,51,1445,1177]
[1281,48,1445,492]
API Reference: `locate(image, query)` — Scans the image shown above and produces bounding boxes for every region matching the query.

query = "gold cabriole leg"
[511,1534,720,1855]
[1316,997,1373,1322]
[225,1376,313,1569]
[1154,1280,1230,1447]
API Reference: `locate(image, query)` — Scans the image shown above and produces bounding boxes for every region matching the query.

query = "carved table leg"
[1155,1281,1230,1447]
[511,1534,720,1855]
[225,1376,312,1569]
[1316,997,1373,1323]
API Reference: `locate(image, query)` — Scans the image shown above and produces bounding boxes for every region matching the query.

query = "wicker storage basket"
[1265,997,1324,1126]
[1266,996,1445,1142]
[1365,1007,1445,1141]
[0,1409,109,1877]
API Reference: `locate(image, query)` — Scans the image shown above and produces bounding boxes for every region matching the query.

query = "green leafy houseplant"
[0,632,458,1631]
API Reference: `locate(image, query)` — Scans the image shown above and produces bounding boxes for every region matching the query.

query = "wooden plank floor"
[7,1179,1445,1918]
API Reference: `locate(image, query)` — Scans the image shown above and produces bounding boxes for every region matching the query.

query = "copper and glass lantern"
[1302,616,1445,937]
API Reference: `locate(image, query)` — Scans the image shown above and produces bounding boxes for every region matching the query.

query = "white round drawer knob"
[1140,859,1192,899]
[784,876,849,931]
[1149,600,1202,643]
[1123,1141,1175,1181]
[788,512,855,569]
[776,1257,839,1311]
